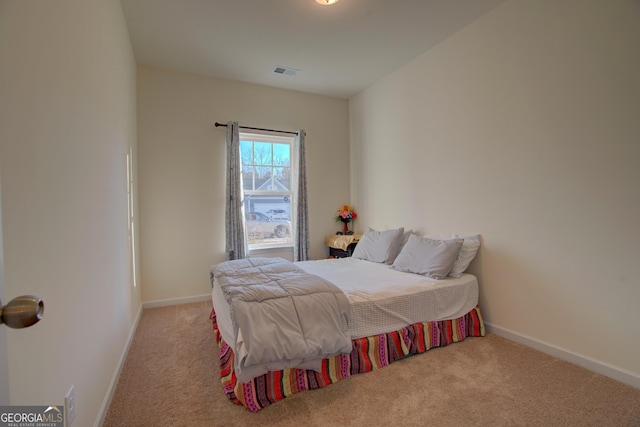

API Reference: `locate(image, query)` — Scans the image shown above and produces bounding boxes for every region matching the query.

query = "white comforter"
[298,257,479,339]
[212,257,352,383]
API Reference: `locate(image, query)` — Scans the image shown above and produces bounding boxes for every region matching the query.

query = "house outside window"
[240,132,294,249]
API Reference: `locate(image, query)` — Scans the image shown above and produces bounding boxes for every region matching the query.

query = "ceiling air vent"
[273,66,298,77]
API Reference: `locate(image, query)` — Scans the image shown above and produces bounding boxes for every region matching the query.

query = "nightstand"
[324,234,361,258]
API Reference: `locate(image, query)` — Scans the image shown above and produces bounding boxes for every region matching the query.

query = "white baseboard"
[94,303,143,427]
[141,294,211,309]
[485,322,640,390]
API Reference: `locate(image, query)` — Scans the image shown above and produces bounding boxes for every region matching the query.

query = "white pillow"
[352,227,405,264]
[392,235,463,279]
[424,233,481,277]
[400,229,415,249]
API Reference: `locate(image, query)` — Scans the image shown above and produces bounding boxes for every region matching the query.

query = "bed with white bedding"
[299,257,479,338]
[210,228,485,411]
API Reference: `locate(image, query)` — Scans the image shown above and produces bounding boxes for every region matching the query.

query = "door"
[0,173,10,403]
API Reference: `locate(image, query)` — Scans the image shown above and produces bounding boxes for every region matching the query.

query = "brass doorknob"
[0,295,44,329]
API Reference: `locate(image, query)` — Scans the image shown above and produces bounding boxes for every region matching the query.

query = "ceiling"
[121,0,505,99]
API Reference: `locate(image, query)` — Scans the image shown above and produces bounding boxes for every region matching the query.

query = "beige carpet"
[103,301,640,426]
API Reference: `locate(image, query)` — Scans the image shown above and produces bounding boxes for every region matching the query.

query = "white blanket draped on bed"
[212,257,352,383]
[298,257,479,339]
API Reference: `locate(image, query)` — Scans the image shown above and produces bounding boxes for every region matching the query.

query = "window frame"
[126,147,137,288]
[240,131,295,250]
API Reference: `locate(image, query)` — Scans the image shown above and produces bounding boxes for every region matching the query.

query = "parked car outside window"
[245,211,291,239]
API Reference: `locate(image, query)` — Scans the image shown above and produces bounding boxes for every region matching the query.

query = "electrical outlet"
[65,385,76,427]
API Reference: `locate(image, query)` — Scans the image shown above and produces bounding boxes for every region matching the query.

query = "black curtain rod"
[214,122,297,135]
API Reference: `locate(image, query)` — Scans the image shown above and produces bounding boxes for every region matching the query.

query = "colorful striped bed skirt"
[211,306,485,412]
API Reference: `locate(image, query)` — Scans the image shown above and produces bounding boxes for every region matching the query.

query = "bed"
[210,228,485,412]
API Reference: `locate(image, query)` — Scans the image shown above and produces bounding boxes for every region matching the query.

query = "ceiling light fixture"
[316,0,340,5]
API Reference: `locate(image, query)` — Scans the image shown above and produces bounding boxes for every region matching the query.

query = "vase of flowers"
[335,204,357,234]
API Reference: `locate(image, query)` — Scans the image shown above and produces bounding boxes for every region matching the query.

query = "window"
[240,132,294,249]
[126,147,137,287]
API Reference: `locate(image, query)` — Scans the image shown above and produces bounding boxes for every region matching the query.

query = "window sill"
[249,245,294,261]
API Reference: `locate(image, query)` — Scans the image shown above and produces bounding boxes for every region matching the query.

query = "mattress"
[212,257,478,351]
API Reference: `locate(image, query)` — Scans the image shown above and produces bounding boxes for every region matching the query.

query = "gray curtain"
[225,121,247,260]
[293,130,309,261]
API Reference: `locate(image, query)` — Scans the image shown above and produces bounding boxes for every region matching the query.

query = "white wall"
[350,0,640,383]
[0,173,8,405]
[0,1,140,425]
[137,66,350,302]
